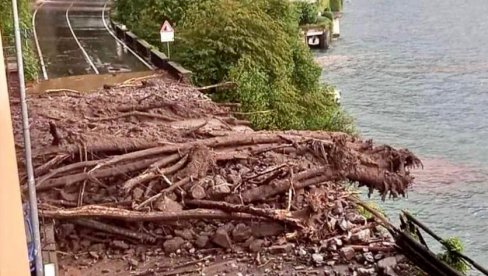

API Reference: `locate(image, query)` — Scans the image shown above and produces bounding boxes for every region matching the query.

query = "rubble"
[10,76,422,275]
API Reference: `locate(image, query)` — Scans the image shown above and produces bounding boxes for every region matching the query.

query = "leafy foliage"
[438,237,469,274]
[0,0,38,80]
[330,0,344,12]
[295,1,318,25]
[114,0,354,133]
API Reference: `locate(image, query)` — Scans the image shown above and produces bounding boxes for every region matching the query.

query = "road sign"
[160,20,174,42]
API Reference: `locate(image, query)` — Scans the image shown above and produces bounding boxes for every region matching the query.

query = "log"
[36,157,160,191]
[39,205,263,222]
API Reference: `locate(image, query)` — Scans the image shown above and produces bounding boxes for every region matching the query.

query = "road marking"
[66,1,100,74]
[102,0,154,70]
[32,2,49,80]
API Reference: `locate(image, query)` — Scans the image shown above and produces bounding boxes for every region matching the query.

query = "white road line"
[66,1,100,74]
[102,0,154,70]
[33,2,49,80]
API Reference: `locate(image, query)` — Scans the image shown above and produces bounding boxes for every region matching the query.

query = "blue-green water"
[318,0,488,269]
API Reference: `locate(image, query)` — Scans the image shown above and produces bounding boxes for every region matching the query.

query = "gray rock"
[251,222,284,238]
[155,196,183,212]
[249,239,264,252]
[363,252,374,263]
[339,246,355,261]
[232,223,252,242]
[378,256,398,276]
[195,235,209,248]
[352,229,371,243]
[163,237,185,253]
[298,247,307,257]
[174,229,194,241]
[268,243,294,254]
[357,267,375,276]
[213,227,233,248]
[312,253,324,264]
[112,240,129,250]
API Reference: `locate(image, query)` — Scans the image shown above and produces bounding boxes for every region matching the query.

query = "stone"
[249,239,265,252]
[351,229,371,243]
[155,196,183,212]
[163,237,185,253]
[128,258,139,267]
[374,253,384,260]
[251,222,284,238]
[378,257,398,276]
[357,267,375,276]
[132,187,144,201]
[312,253,324,264]
[213,227,233,249]
[231,223,252,242]
[268,243,294,254]
[298,247,307,257]
[339,246,355,261]
[363,252,374,263]
[88,251,99,259]
[112,240,129,250]
[174,229,194,241]
[210,175,232,197]
[195,235,209,248]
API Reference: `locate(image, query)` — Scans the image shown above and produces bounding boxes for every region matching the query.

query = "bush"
[294,1,319,25]
[330,0,343,12]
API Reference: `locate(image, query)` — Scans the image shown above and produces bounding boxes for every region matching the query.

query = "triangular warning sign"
[160,21,174,33]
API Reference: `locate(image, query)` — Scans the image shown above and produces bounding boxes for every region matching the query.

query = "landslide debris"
[11,75,421,275]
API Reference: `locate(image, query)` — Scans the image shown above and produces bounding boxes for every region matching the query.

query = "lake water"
[317,0,488,270]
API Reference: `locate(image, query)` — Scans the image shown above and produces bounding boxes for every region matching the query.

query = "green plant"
[294,1,319,25]
[330,0,343,12]
[438,237,469,274]
[0,0,38,80]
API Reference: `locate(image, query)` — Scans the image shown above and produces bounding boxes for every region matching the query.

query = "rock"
[132,187,144,201]
[128,258,139,267]
[268,243,294,254]
[88,251,99,259]
[210,175,232,197]
[212,227,233,249]
[363,252,374,263]
[249,239,264,252]
[324,266,335,276]
[195,235,209,248]
[378,257,398,276]
[312,253,324,264]
[374,253,384,260]
[89,243,105,252]
[298,247,307,257]
[190,184,206,199]
[357,267,375,276]
[339,246,355,261]
[163,237,185,253]
[112,240,129,250]
[351,229,371,243]
[155,196,183,212]
[251,222,284,238]
[231,223,252,242]
[174,229,194,241]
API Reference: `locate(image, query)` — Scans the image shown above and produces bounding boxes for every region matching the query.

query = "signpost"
[160,20,174,58]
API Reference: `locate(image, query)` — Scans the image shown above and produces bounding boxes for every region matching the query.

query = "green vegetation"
[114,0,353,133]
[0,0,38,80]
[438,237,469,274]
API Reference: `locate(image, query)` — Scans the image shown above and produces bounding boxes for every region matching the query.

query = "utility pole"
[11,0,44,275]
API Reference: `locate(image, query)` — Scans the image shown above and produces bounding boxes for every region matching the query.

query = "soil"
[9,73,422,276]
